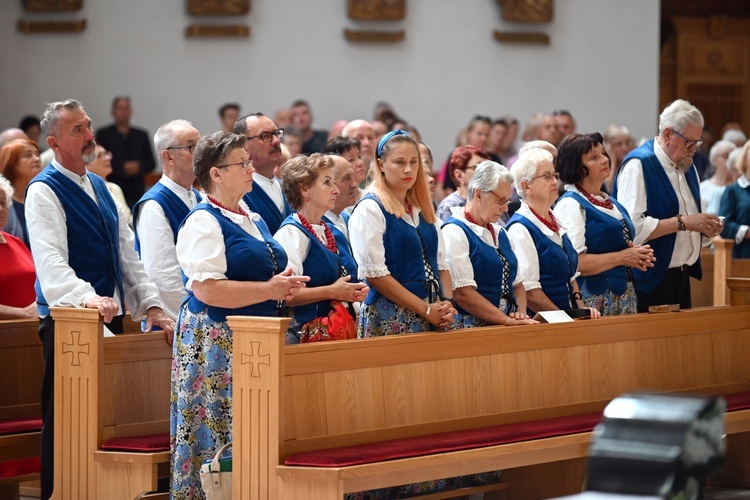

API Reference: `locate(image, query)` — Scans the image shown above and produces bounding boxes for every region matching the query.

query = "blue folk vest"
[30,167,124,315]
[559,192,635,296]
[279,217,341,325]
[323,215,359,283]
[242,179,292,235]
[612,139,702,294]
[442,217,518,316]
[132,181,202,254]
[182,203,288,322]
[507,213,578,312]
[357,194,443,305]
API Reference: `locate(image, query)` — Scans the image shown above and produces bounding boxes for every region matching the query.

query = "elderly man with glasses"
[613,99,723,312]
[234,112,292,233]
[132,119,202,321]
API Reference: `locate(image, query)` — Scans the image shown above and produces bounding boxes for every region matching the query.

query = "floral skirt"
[357,295,431,337]
[170,304,233,500]
[582,281,638,316]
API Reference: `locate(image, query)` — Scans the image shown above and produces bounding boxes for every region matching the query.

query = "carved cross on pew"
[241,341,270,378]
[62,331,90,367]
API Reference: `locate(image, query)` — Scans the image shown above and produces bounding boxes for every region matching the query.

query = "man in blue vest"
[613,99,723,312]
[25,99,175,500]
[133,119,202,321]
[233,112,292,233]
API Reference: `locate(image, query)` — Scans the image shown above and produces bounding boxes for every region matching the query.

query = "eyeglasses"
[246,128,284,143]
[529,171,559,183]
[216,159,252,170]
[485,189,512,206]
[166,144,197,154]
[671,129,703,149]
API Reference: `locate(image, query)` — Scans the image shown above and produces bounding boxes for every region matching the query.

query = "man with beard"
[234,112,292,233]
[25,99,174,500]
[613,99,723,312]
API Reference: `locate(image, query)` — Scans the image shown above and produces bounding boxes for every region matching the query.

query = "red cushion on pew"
[284,412,602,467]
[725,391,750,412]
[100,432,170,452]
[0,457,40,479]
[0,417,42,436]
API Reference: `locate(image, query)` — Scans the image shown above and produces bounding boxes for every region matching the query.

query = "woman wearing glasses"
[442,161,536,327]
[170,131,309,497]
[435,145,490,222]
[507,148,600,318]
[349,130,457,337]
[553,133,655,316]
[274,153,369,343]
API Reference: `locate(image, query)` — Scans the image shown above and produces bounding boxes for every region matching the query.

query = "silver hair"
[728,148,743,175]
[722,129,747,147]
[154,119,195,163]
[0,173,14,202]
[658,99,704,136]
[467,160,514,201]
[40,99,84,137]
[510,148,554,200]
[709,140,736,165]
[603,124,632,142]
[518,140,557,157]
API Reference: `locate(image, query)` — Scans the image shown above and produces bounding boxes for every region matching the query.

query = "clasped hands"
[425,299,457,330]
[622,242,656,272]
[683,213,723,238]
[330,275,370,303]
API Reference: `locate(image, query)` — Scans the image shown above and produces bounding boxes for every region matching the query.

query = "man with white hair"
[133,119,202,321]
[26,99,174,500]
[613,99,723,312]
[342,119,376,185]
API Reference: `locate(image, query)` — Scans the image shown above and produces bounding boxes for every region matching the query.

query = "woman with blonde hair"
[349,130,456,336]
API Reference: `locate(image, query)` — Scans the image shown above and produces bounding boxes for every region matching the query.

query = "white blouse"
[175,200,264,291]
[273,214,328,276]
[349,197,449,281]
[552,185,625,254]
[442,207,523,290]
[506,202,579,292]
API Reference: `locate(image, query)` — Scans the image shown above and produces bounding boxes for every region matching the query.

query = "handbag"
[299,299,356,342]
[200,441,232,500]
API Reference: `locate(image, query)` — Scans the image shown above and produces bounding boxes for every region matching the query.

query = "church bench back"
[0,319,42,422]
[229,305,750,499]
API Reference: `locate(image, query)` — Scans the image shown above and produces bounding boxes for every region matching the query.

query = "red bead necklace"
[207,195,247,217]
[404,200,413,216]
[464,209,496,241]
[575,184,614,210]
[528,205,559,233]
[296,212,338,254]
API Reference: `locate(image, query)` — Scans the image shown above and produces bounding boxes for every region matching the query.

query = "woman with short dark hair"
[553,133,654,315]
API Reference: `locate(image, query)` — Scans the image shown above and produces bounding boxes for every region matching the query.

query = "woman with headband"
[349,130,457,336]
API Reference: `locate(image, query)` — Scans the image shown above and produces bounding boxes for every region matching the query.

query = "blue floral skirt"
[582,281,638,316]
[170,304,233,500]
[358,295,432,337]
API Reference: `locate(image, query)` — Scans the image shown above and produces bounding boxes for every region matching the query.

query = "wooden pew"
[229,306,750,499]
[712,238,750,306]
[51,307,171,500]
[0,319,43,500]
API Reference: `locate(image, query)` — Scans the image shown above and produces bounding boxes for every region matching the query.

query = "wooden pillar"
[228,316,289,500]
[51,307,102,500]
[713,238,734,306]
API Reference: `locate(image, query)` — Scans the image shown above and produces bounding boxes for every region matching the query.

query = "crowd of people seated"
[2,96,749,499]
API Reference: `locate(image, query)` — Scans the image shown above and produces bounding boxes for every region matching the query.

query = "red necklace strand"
[528,205,559,233]
[207,195,247,217]
[404,200,413,216]
[464,209,496,241]
[575,184,614,210]
[296,212,338,254]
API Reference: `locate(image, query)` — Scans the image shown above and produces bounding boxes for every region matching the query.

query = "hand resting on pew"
[143,306,175,345]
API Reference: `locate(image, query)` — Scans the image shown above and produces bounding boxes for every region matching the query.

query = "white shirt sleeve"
[441,223,476,289]
[135,199,185,321]
[553,197,587,254]
[349,198,389,280]
[273,223,311,276]
[616,158,659,246]
[176,210,229,291]
[434,220,450,272]
[507,223,542,291]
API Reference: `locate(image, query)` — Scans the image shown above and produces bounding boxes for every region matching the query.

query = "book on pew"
[533,308,591,323]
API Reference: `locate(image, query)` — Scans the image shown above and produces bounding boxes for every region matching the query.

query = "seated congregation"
[3,95,750,500]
